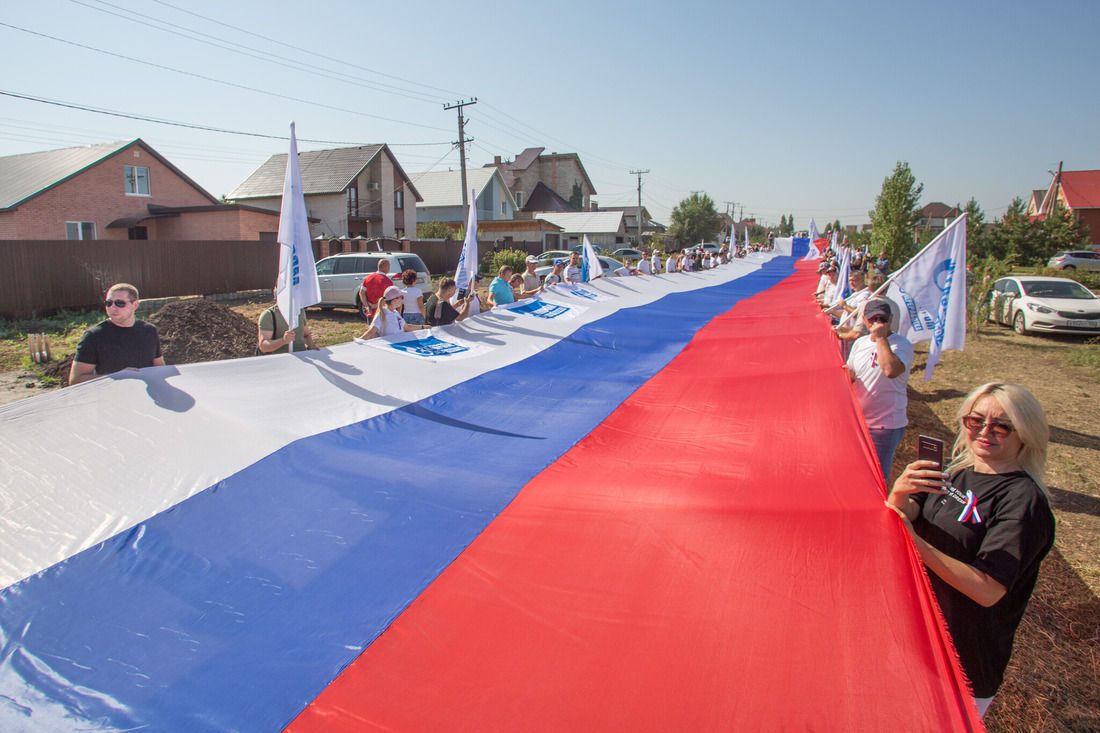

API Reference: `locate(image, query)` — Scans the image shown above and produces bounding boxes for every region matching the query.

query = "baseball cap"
[526,255,538,264]
[553,258,565,266]
[383,285,404,301]
[863,300,891,321]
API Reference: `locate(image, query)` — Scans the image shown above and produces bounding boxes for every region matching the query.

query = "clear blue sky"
[2,0,1097,228]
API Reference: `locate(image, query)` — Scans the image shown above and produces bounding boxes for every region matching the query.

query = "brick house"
[915,202,963,238]
[0,139,281,240]
[227,144,421,240]
[1029,170,1100,245]
[485,147,597,212]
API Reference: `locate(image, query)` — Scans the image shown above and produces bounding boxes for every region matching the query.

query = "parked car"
[698,243,722,255]
[535,256,624,281]
[611,248,644,260]
[988,276,1100,336]
[536,250,573,266]
[569,243,607,255]
[1047,250,1100,271]
[314,252,431,319]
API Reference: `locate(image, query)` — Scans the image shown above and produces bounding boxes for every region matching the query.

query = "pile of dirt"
[148,299,256,365]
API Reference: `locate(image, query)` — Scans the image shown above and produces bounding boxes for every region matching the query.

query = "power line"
[0,22,453,134]
[0,89,374,145]
[146,0,463,103]
[67,0,447,106]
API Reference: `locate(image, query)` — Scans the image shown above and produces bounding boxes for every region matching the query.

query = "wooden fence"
[0,238,552,319]
[0,240,283,319]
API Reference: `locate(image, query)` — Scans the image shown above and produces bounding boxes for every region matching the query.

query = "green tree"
[569,184,584,212]
[1041,206,1091,260]
[779,214,788,236]
[787,214,795,236]
[417,220,457,240]
[832,219,841,233]
[668,192,721,245]
[963,198,995,260]
[991,198,1039,264]
[869,161,923,268]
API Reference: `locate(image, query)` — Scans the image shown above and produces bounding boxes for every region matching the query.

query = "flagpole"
[836,213,967,328]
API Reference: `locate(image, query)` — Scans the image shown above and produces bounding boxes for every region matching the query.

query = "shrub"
[482,249,529,278]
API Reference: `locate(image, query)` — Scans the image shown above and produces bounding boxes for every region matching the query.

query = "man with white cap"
[521,255,542,293]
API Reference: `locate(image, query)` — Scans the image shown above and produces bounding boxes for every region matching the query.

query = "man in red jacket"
[358,259,393,319]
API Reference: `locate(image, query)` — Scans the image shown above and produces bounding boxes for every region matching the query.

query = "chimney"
[494,155,501,166]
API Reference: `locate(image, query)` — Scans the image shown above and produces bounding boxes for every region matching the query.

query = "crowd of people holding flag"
[62,126,1057,720]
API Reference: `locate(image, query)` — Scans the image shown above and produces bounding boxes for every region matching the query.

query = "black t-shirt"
[913,468,1055,697]
[73,319,162,375]
[424,294,459,327]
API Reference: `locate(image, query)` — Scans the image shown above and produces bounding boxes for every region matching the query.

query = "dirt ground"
[1,302,1097,730]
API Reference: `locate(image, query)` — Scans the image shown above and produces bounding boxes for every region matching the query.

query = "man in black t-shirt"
[69,283,164,385]
[425,277,475,327]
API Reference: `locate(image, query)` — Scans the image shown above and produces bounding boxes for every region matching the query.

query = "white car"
[1047,250,1100,272]
[315,252,431,319]
[989,276,1100,336]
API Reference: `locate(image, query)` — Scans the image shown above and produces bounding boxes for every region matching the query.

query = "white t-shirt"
[371,307,407,337]
[651,254,661,272]
[563,264,582,283]
[846,333,914,429]
[816,273,831,294]
[665,257,677,273]
[451,291,482,315]
[845,288,872,311]
[636,259,651,275]
[614,266,631,277]
[402,286,424,316]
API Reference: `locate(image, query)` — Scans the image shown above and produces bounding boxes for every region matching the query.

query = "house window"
[347,186,359,216]
[501,201,507,216]
[127,226,148,240]
[394,189,404,209]
[66,221,96,240]
[124,165,150,195]
[515,191,524,208]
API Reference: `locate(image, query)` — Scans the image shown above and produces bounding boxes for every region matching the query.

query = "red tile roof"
[1058,170,1100,210]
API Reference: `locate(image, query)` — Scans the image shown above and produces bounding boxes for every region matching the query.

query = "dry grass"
[896,322,1100,732]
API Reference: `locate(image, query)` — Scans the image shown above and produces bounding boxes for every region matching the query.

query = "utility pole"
[444,98,477,216]
[724,201,737,244]
[630,169,649,245]
[1049,161,1063,216]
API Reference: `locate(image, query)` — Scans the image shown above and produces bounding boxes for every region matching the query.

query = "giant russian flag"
[0,250,981,732]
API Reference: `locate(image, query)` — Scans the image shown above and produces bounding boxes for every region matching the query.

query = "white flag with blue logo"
[454,189,478,293]
[581,234,603,282]
[808,218,819,244]
[276,122,321,337]
[885,213,967,382]
[830,247,852,306]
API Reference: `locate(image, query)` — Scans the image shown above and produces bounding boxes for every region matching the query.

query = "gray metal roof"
[227,144,422,202]
[412,168,514,209]
[0,140,131,210]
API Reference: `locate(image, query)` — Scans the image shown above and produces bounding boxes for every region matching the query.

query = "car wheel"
[1013,310,1028,335]
[357,298,368,321]
[1063,265,1075,271]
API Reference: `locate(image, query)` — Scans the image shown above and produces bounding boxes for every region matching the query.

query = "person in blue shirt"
[488,265,515,307]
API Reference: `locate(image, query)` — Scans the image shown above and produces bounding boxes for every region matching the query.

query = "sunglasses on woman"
[961,414,1015,438]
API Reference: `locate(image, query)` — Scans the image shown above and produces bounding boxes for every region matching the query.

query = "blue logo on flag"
[510,300,572,319]
[389,336,470,357]
[569,288,601,301]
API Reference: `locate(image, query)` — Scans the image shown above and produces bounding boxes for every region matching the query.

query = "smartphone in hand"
[917,435,944,469]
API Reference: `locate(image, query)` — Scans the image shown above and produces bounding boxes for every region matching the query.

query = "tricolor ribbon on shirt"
[957,489,982,524]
